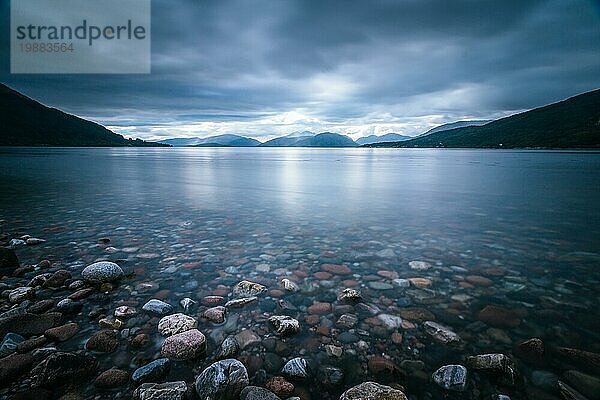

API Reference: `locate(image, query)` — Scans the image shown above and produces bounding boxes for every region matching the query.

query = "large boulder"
[195,359,249,400]
[339,382,408,400]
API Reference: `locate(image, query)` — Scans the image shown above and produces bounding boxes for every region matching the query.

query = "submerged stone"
[432,364,467,391]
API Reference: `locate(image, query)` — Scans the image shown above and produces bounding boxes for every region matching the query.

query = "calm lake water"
[0,147,599,399]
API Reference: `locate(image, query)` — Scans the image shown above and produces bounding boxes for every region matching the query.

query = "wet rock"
[368,356,397,375]
[202,296,225,306]
[336,314,358,328]
[338,331,359,343]
[44,323,79,342]
[339,381,407,400]
[377,314,403,330]
[477,305,522,328]
[217,336,239,359]
[232,280,267,298]
[337,288,362,303]
[0,352,34,383]
[142,299,173,315]
[465,275,494,286]
[204,306,226,324]
[466,354,516,385]
[515,338,545,364]
[81,261,124,283]
[321,263,352,275]
[0,247,19,274]
[31,352,97,388]
[320,366,344,386]
[282,357,308,379]
[27,299,55,314]
[555,347,600,374]
[409,260,431,271]
[265,376,294,398]
[225,297,257,308]
[307,302,331,315]
[9,239,26,247]
[94,368,130,389]
[432,364,467,391]
[564,370,600,400]
[161,329,205,360]
[55,298,82,314]
[368,282,394,290]
[44,270,71,288]
[280,279,299,292]
[0,332,25,356]
[423,321,461,344]
[131,333,150,349]
[16,336,48,353]
[68,288,94,300]
[180,297,196,312]
[85,330,118,353]
[268,315,300,337]
[99,317,123,330]
[133,381,188,400]
[195,359,249,400]
[9,287,35,303]
[325,345,343,358]
[114,305,137,319]
[0,311,62,337]
[240,386,281,400]
[132,358,171,384]
[158,313,198,336]
[558,381,589,400]
[26,238,46,245]
[235,329,260,349]
[408,278,432,289]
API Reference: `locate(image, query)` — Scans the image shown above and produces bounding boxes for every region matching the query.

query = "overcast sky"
[1,0,599,141]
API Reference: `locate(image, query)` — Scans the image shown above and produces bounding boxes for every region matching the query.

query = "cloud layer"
[1,0,599,140]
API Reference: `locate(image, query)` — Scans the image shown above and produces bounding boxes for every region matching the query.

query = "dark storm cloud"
[0,0,599,139]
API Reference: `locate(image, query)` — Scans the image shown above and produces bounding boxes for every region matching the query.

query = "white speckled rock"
[432,365,467,391]
[81,261,124,282]
[160,329,205,360]
[158,313,198,336]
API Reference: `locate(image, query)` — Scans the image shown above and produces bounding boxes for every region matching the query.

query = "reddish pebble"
[466,275,494,286]
[313,271,332,280]
[377,270,399,279]
[202,296,225,306]
[269,289,285,298]
[391,332,403,344]
[321,263,352,275]
[307,302,332,315]
[316,325,330,336]
[459,281,474,289]
[294,270,308,278]
[154,289,170,300]
[266,376,294,398]
[342,280,359,287]
[305,315,320,325]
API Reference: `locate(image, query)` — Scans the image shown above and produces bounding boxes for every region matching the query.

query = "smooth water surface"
[0,147,599,399]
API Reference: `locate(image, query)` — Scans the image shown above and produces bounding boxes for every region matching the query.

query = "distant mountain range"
[366,89,600,148]
[0,83,167,147]
[3,83,598,149]
[159,134,260,147]
[260,132,357,147]
[355,133,412,145]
